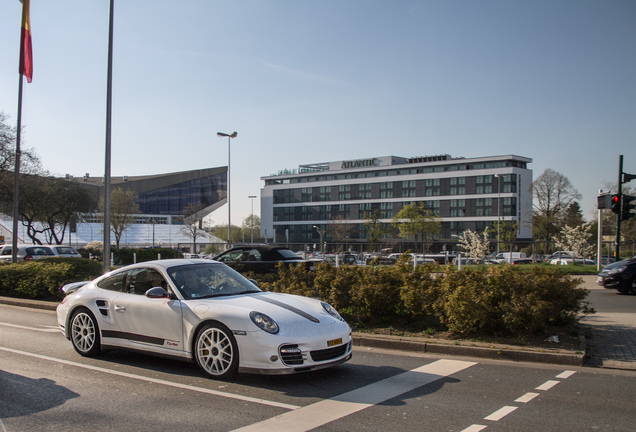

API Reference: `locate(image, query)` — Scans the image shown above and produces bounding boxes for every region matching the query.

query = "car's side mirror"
[249,279,259,287]
[145,287,175,299]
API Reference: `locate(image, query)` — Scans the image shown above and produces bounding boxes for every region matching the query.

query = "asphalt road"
[1,303,635,432]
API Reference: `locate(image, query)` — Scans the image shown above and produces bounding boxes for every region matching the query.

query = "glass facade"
[136,172,226,215]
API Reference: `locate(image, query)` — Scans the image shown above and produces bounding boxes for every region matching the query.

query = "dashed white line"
[461,425,488,432]
[515,392,540,403]
[484,405,518,421]
[231,359,477,432]
[536,380,560,391]
[556,370,576,379]
[0,346,298,410]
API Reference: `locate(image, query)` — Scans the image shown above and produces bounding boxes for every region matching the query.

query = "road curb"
[353,333,586,366]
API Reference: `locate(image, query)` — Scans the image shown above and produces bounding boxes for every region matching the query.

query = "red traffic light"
[611,194,621,214]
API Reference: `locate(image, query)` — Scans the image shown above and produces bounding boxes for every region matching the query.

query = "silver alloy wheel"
[70,309,100,356]
[195,324,238,379]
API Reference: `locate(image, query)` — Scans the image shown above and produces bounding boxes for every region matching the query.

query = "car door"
[112,267,184,352]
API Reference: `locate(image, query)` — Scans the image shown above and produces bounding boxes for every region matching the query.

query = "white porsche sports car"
[56,259,352,379]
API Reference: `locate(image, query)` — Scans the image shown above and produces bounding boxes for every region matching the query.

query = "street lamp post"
[217,131,237,247]
[494,174,501,254]
[313,225,324,255]
[248,195,256,243]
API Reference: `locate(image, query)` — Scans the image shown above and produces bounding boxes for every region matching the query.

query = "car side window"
[97,272,127,293]
[0,246,10,255]
[218,251,244,262]
[125,268,168,295]
[241,249,262,261]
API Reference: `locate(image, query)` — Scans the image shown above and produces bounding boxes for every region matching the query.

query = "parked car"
[0,244,55,262]
[214,245,320,274]
[49,245,82,258]
[597,257,636,294]
[56,259,352,379]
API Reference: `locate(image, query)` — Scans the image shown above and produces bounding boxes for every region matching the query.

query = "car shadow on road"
[0,370,79,418]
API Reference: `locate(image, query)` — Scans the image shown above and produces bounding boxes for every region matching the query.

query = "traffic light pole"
[615,155,623,260]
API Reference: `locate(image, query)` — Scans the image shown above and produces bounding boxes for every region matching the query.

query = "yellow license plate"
[327,338,343,347]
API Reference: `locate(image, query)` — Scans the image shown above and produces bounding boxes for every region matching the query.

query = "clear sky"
[1,0,634,226]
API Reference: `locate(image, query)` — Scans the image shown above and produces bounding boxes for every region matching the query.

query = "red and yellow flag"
[19,0,33,83]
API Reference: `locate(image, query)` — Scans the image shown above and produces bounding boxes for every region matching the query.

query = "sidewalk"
[1,275,634,370]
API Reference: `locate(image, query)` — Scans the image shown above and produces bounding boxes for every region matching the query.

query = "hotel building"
[260,154,532,249]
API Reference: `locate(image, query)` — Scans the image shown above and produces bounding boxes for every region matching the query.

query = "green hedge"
[0,258,103,301]
[0,257,592,338]
[252,262,592,337]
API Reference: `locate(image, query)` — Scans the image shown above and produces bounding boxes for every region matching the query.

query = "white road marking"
[0,346,299,410]
[535,380,560,391]
[556,370,576,379]
[515,392,540,403]
[484,406,517,421]
[461,425,488,432]
[0,322,60,333]
[231,359,476,432]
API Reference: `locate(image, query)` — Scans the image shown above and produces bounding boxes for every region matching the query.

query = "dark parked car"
[214,246,319,274]
[597,256,636,294]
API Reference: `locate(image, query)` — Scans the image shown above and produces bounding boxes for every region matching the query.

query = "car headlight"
[608,266,627,274]
[322,302,345,322]
[250,311,279,334]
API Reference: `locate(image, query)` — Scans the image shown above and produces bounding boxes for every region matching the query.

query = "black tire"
[194,322,239,380]
[629,278,636,295]
[69,308,101,357]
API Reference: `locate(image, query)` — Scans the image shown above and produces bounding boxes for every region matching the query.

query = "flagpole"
[11,75,23,263]
[103,0,114,272]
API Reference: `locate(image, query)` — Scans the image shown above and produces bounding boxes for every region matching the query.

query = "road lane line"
[484,406,517,421]
[0,346,299,410]
[231,359,476,432]
[515,392,539,403]
[535,380,560,391]
[461,425,487,432]
[0,322,60,333]
[556,370,576,379]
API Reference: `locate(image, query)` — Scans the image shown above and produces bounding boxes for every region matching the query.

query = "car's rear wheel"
[194,322,238,380]
[70,308,101,356]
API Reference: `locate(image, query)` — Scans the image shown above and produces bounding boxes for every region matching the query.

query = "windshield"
[276,249,302,260]
[167,263,261,300]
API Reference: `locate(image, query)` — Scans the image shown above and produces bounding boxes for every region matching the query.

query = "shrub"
[0,258,103,300]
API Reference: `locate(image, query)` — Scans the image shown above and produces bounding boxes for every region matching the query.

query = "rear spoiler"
[61,281,89,295]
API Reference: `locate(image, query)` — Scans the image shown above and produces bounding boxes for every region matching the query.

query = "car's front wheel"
[70,308,101,356]
[629,277,636,295]
[194,322,239,380]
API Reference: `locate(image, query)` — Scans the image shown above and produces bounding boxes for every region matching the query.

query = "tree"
[0,173,95,244]
[362,209,389,248]
[327,215,354,251]
[563,202,585,228]
[555,224,595,258]
[453,228,490,261]
[391,202,441,252]
[99,188,139,249]
[179,202,208,251]
[242,214,261,243]
[531,169,581,252]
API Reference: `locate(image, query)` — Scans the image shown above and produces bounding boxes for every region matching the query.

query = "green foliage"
[250,262,591,338]
[112,247,182,265]
[0,258,103,300]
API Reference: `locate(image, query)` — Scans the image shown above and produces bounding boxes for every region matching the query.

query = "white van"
[493,252,526,263]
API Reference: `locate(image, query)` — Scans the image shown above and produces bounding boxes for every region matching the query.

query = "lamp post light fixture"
[248,195,257,243]
[494,173,501,254]
[217,131,237,247]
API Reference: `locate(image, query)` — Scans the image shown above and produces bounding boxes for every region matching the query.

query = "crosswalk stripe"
[231,359,476,432]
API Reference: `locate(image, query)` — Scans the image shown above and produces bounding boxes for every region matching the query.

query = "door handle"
[114,305,126,313]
